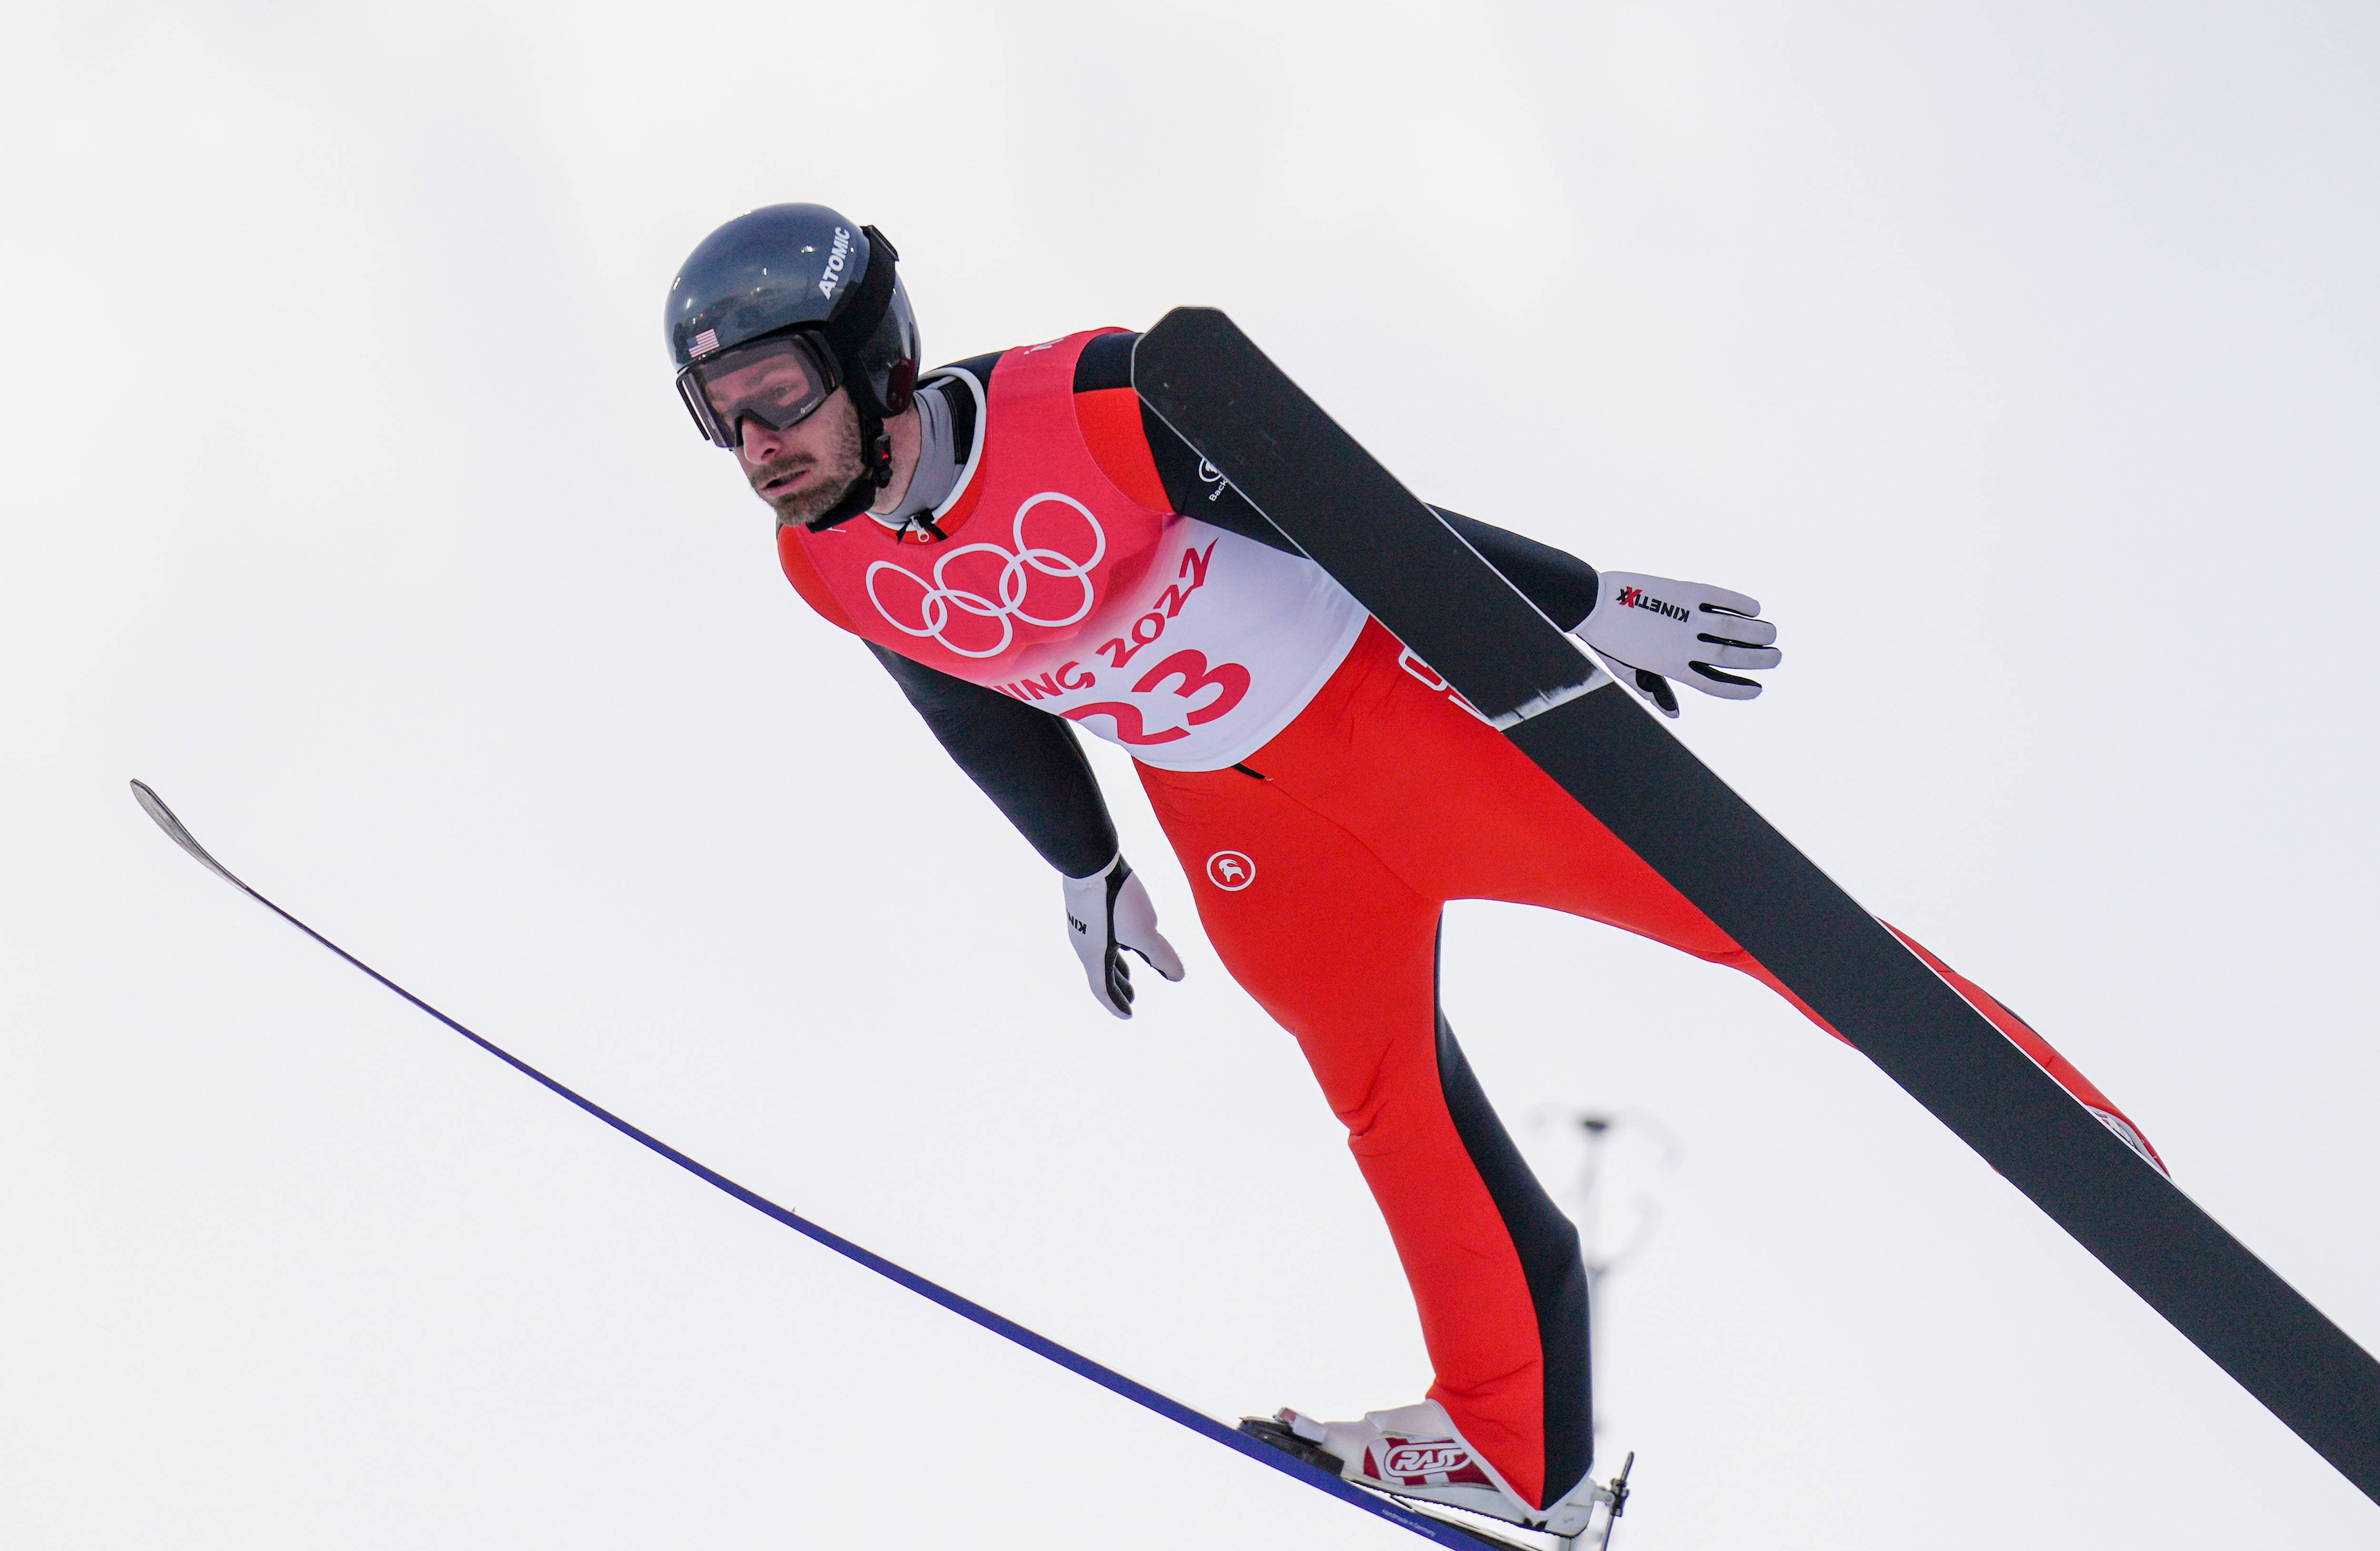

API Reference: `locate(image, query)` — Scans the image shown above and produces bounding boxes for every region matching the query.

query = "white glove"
[1578,570,1780,719]
[1061,855,1186,1019]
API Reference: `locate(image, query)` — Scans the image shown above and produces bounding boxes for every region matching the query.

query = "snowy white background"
[5,1,2378,1546]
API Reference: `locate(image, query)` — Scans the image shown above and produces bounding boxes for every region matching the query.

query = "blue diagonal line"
[131,780,1503,1549]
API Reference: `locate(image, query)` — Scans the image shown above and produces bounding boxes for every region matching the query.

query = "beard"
[747,403,866,527]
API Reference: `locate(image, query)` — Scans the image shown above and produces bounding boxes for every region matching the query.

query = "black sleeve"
[864,641,1120,878]
[1432,508,1600,632]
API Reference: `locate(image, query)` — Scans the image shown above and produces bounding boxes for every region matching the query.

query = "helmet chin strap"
[802,404,895,533]
[800,228,912,534]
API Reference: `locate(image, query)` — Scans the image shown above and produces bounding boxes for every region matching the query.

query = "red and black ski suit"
[775,330,2161,1513]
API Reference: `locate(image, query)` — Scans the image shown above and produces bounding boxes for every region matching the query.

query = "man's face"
[704,356,865,526]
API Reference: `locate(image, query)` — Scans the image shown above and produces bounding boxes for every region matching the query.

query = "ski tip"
[1133,308,1272,431]
[1145,304,1233,337]
[1135,307,1245,375]
[129,780,247,890]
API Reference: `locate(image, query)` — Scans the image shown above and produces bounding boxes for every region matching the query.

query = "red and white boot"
[1240,1401,1621,1542]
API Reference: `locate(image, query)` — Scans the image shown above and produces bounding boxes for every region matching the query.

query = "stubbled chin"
[759,457,860,526]
[762,481,832,526]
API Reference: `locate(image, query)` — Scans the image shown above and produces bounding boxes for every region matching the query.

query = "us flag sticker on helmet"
[691,328,720,358]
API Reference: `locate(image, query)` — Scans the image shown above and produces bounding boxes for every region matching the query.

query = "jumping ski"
[128,779,1629,1548]
[1129,306,2380,1507]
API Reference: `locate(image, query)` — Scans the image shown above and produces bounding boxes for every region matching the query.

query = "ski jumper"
[777,329,2162,1513]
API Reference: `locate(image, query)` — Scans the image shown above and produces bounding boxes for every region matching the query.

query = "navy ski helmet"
[665,204,921,525]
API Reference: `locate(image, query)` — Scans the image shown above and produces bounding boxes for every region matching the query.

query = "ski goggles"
[675,330,845,450]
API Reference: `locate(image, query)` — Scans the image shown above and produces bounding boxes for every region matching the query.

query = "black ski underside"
[1131,307,2380,1506]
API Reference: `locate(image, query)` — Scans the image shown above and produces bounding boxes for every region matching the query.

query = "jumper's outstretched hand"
[1061,856,1186,1019]
[1578,570,1781,719]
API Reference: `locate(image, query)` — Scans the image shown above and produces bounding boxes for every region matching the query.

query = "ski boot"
[1240,1402,1632,1547]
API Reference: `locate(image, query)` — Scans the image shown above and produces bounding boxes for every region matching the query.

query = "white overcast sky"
[5,2,2378,1547]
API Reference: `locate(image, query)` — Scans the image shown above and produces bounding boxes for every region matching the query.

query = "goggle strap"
[676,370,731,447]
[819,225,900,389]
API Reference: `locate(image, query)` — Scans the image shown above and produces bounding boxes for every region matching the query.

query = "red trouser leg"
[1138,755,1576,1506]
[1137,621,2161,1505]
[1884,926,2167,1173]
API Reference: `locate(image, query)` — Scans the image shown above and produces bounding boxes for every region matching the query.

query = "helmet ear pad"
[845,270,922,419]
[881,358,919,417]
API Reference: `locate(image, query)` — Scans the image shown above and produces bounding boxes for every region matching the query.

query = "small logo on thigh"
[1206,851,1256,891]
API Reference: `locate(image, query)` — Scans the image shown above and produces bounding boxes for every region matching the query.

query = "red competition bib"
[784,329,1167,675]
[778,329,1369,771]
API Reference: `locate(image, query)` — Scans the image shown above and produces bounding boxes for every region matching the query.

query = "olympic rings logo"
[864,492,1108,659]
